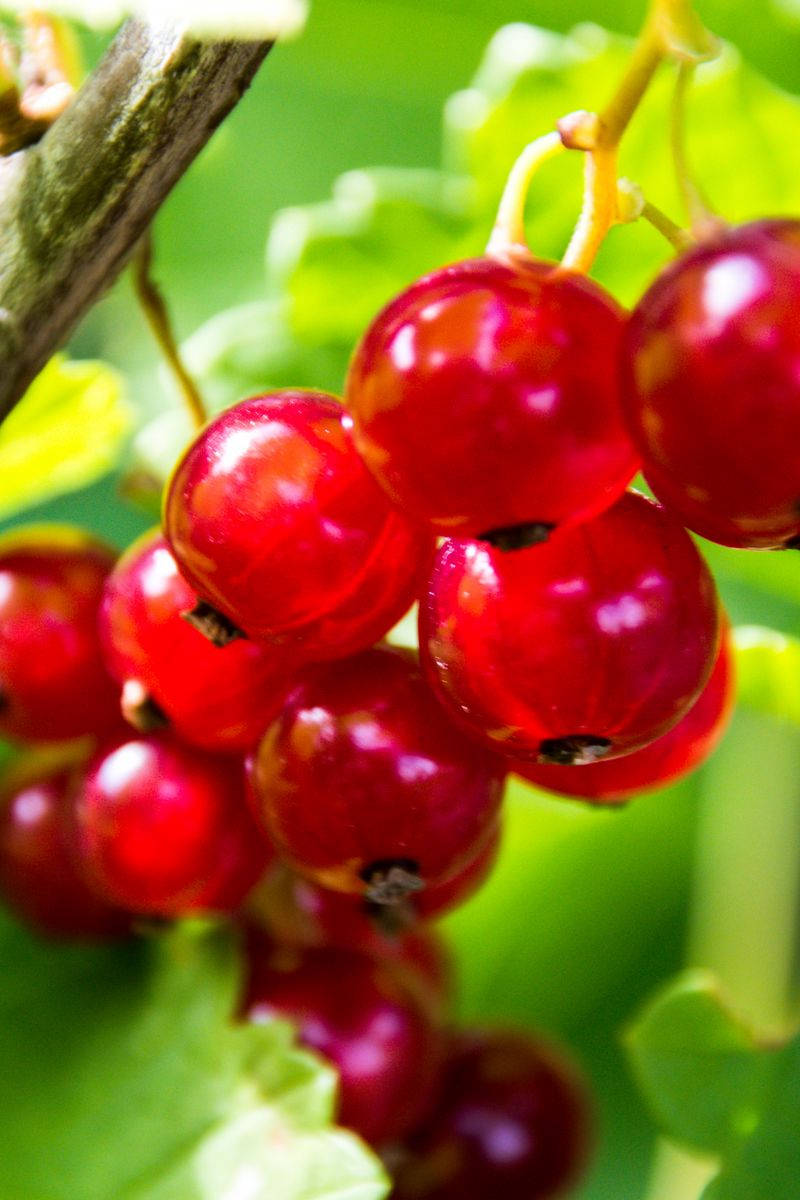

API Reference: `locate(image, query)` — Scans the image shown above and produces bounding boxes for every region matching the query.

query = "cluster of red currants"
[0,214,789,1195]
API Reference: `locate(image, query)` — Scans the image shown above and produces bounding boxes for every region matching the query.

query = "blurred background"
[2,2,800,1197]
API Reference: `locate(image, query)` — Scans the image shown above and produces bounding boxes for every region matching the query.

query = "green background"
[3,2,800,1198]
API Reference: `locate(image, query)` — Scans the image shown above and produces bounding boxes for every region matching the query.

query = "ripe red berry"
[250,866,455,1014]
[99,530,298,751]
[242,938,445,1145]
[249,645,505,901]
[514,626,735,803]
[71,734,272,916]
[0,526,122,742]
[0,756,129,940]
[345,256,638,545]
[622,219,800,548]
[420,491,720,763]
[163,390,434,653]
[392,1028,591,1200]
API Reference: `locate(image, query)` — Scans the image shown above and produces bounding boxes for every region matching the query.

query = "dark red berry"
[249,645,505,900]
[514,626,735,803]
[99,530,298,751]
[71,734,272,916]
[0,755,129,940]
[183,787,276,914]
[622,219,800,548]
[392,1028,591,1200]
[249,865,455,1015]
[420,491,720,761]
[0,526,122,742]
[345,256,638,540]
[163,391,434,655]
[242,938,445,1145]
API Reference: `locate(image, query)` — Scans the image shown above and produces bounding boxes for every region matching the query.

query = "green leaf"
[0,355,132,522]
[625,971,771,1155]
[268,168,476,345]
[0,918,388,1200]
[701,1035,800,1200]
[627,971,800,1198]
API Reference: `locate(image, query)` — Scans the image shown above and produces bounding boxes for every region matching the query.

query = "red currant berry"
[183,788,276,914]
[514,625,735,803]
[100,530,298,751]
[250,645,505,902]
[622,219,800,549]
[242,938,445,1145]
[0,526,122,742]
[71,734,272,916]
[249,865,455,1015]
[0,756,129,940]
[420,491,720,762]
[392,1028,591,1200]
[163,391,434,652]
[345,256,638,544]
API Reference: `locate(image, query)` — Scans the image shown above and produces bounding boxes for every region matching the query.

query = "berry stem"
[670,63,722,236]
[131,230,208,431]
[639,200,694,251]
[562,0,715,273]
[486,131,566,259]
[616,178,694,251]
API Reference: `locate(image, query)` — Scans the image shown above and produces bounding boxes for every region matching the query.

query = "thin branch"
[0,21,272,422]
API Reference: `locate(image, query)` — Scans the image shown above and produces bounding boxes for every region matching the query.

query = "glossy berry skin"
[0,760,129,940]
[164,391,434,653]
[622,219,800,549]
[242,939,445,1145]
[345,256,638,541]
[71,734,273,917]
[420,491,720,762]
[514,628,735,803]
[100,530,297,751]
[250,646,505,898]
[0,526,122,742]
[392,1029,590,1200]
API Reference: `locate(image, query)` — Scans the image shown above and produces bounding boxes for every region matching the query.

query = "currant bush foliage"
[0,356,130,522]
[0,917,388,1200]
[628,973,800,1200]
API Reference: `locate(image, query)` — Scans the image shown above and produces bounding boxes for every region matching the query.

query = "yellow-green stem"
[486,131,566,259]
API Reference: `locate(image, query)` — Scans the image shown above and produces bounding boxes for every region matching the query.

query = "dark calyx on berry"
[480,521,555,552]
[182,600,245,647]
[538,736,612,765]
[362,858,424,906]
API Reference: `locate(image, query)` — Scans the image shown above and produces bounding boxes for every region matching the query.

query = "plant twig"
[0,20,271,424]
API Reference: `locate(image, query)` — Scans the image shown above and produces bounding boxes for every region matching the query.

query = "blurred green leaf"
[626,969,800,1200]
[0,919,387,1200]
[267,168,476,345]
[0,356,132,522]
[625,971,771,1155]
[701,1034,800,1200]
